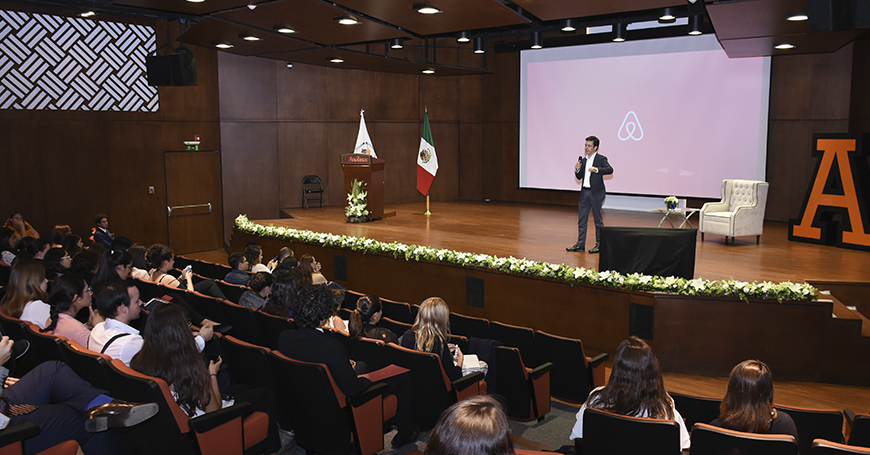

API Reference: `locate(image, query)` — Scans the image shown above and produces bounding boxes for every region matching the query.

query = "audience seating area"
[3,251,869,455]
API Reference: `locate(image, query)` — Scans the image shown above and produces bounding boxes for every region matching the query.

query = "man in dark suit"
[568,136,613,253]
[278,285,419,449]
[92,214,113,248]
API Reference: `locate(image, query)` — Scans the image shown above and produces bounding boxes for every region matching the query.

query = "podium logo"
[618,111,644,141]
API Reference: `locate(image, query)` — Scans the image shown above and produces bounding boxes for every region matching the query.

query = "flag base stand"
[424,196,432,216]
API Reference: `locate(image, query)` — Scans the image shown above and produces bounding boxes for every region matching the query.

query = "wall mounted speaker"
[146,51,197,86]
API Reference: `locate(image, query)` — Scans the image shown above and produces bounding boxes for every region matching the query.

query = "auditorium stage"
[251,200,867,285]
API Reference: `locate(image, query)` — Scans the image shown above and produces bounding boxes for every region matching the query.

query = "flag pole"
[425,195,432,216]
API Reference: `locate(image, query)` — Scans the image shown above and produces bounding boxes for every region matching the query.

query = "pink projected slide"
[522,42,768,198]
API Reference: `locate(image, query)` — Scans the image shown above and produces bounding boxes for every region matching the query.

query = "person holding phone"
[567,135,613,254]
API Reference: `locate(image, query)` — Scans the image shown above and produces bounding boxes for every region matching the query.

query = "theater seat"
[495,346,553,422]
[0,422,78,455]
[670,391,721,430]
[846,410,870,447]
[774,404,843,455]
[581,407,682,455]
[691,422,799,455]
[534,331,607,404]
[813,439,870,455]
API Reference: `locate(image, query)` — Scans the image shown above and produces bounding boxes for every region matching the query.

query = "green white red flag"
[416,111,438,195]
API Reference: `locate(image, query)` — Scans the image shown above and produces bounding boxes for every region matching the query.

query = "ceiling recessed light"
[79,10,98,18]
[413,3,442,14]
[274,25,296,34]
[240,34,261,41]
[286,62,293,69]
[246,3,256,10]
[215,42,233,49]
[775,43,795,49]
[328,57,345,63]
[457,31,470,43]
[185,0,205,3]
[421,68,435,74]
[334,15,361,25]
[787,13,809,21]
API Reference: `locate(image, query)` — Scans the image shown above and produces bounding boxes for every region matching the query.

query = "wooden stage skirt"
[232,201,870,384]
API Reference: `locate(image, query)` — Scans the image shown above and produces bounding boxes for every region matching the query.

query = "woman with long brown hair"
[400,297,463,381]
[347,294,398,344]
[1,259,50,328]
[711,360,798,437]
[569,336,690,449]
[131,304,282,452]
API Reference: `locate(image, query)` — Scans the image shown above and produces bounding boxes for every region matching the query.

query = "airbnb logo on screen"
[618,111,644,141]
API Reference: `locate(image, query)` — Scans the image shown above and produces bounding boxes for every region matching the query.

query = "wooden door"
[164,150,223,254]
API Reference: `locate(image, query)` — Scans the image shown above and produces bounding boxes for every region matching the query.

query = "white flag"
[353,109,377,158]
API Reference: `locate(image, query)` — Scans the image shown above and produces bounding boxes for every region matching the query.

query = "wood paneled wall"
[1,20,221,247]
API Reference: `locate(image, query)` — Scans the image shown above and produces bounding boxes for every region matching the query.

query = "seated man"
[224,252,249,286]
[90,281,212,366]
[278,285,419,449]
[92,214,113,248]
[0,336,158,454]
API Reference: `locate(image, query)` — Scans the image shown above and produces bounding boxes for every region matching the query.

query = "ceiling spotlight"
[334,15,361,25]
[787,13,809,21]
[561,19,576,32]
[185,0,205,3]
[613,23,626,42]
[530,31,543,49]
[240,34,261,41]
[473,37,485,54]
[421,68,435,74]
[413,3,442,14]
[659,8,676,22]
[775,43,795,49]
[328,57,345,63]
[391,38,404,49]
[689,15,702,35]
[247,3,256,10]
[214,42,233,49]
[286,62,293,69]
[457,31,470,43]
[79,10,98,18]
[274,25,296,34]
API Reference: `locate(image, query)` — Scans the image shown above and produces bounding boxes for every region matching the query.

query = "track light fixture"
[473,37,485,54]
[457,31,470,43]
[659,7,676,22]
[334,15,361,25]
[413,3,442,14]
[391,38,403,49]
[531,31,543,49]
[689,15,702,35]
[613,23,626,42]
[561,19,576,32]
[421,68,435,74]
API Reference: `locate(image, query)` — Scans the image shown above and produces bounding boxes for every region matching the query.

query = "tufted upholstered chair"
[699,179,769,245]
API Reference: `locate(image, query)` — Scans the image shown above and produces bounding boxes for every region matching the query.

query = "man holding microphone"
[567,136,613,253]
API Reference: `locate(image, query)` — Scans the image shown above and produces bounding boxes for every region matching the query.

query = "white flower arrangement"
[235,214,818,303]
[345,179,370,223]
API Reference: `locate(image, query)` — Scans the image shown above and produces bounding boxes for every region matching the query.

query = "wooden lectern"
[341,154,384,220]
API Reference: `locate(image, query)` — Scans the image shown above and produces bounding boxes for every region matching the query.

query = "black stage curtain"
[599,227,697,279]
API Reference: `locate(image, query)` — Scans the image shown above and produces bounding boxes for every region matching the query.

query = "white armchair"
[699,179,769,245]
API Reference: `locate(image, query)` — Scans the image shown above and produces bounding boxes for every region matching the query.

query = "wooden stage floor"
[251,200,870,284]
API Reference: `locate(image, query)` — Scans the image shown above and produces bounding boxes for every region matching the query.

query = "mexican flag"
[416,111,438,195]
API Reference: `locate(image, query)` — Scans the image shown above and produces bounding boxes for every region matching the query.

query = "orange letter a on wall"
[789,134,870,251]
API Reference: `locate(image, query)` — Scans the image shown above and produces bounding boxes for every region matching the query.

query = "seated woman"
[299,254,327,285]
[70,249,101,285]
[348,294,398,344]
[16,237,50,261]
[4,211,39,239]
[239,272,272,310]
[400,297,464,381]
[0,227,21,266]
[43,247,71,280]
[245,244,270,274]
[50,224,71,247]
[425,395,514,455]
[62,233,84,258]
[146,243,226,300]
[711,359,798,438]
[569,336,690,450]
[91,249,133,289]
[130,304,281,452]
[0,259,50,329]
[262,274,295,318]
[127,243,150,280]
[45,274,104,347]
